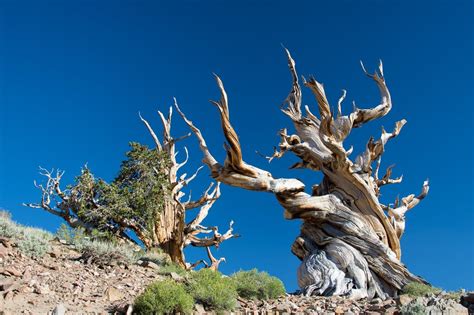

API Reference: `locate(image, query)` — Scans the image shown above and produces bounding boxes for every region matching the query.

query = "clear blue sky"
[1,1,473,291]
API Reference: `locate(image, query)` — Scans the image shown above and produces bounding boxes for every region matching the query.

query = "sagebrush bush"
[134,279,194,315]
[56,223,88,244]
[402,282,441,297]
[0,210,11,219]
[231,269,286,300]
[0,211,53,257]
[188,269,237,312]
[56,224,141,265]
[445,289,464,301]
[139,248,170,266]
[158,262,188,276]
[75,239,139,265]
[400,301,426,315]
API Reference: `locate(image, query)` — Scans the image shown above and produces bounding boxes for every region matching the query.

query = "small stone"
[169,271,184,281]
[0,237,11,247]
[52,303,66,315]
[0,244,9,258]
[48,247,61,258]
[384,306,398,314]
[194,303,206,314]
[34,284,50,295]
[4,290,14,301]
[370,297,382,304]
[396,294,413,306]
[143,261,160,269]
[452,302,468,314]
[276,303,290,312]
[2,267,22,277]
[1,280,21,293]
[105,286,123,302]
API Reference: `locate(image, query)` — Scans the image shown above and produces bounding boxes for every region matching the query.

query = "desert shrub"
[0,210,11,219]
[158,262,188,276]
[138,249,170,266]
[56,224,140,265]
[16,226,53,257]
[402,282,441,297]
[400,300,426,315]
[0,214,19,238]
[188,268,237,312]
[56,223,88,244]
[231,269,286,300]
[134,279,194,315]
[75,239,139,265]
[444,289,464,301]
[0,212,53,257]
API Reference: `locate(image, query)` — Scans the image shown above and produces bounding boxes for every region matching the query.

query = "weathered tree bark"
[25,107,238,269]
[139,107,239,267]
[176,50,429,299]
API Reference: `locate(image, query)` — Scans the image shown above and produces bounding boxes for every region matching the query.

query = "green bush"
[158,262,188,276]
[231,269,286,300]
[188,269,237,312]
[400,301,426,315]
[402,282,441,297]
[134,279,194,315]
[445,289,464,301]
[0,211,53,257]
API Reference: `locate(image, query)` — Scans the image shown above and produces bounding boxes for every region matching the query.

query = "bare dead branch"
[352,60,392,128]
[139,112,163,151]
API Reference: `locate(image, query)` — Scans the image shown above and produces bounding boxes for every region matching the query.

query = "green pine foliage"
[55,142,171,244]
[231,269,286,300]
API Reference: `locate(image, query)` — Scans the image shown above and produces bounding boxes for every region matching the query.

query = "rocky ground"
[237,293,472,314]
[1,236,472,314]
[0,237,164,314]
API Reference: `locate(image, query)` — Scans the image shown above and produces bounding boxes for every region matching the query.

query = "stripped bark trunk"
[176,50,429,299]
[139,107,238,267]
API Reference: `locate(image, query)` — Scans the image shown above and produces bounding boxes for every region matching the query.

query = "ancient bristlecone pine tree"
[25,108,237,270]
[176,49,429,299]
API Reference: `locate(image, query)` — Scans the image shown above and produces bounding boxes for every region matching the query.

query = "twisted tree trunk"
[176,49,429,299]
[140,108,238,268]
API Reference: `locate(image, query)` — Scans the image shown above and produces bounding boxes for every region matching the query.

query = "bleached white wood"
[179,50,429,298]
